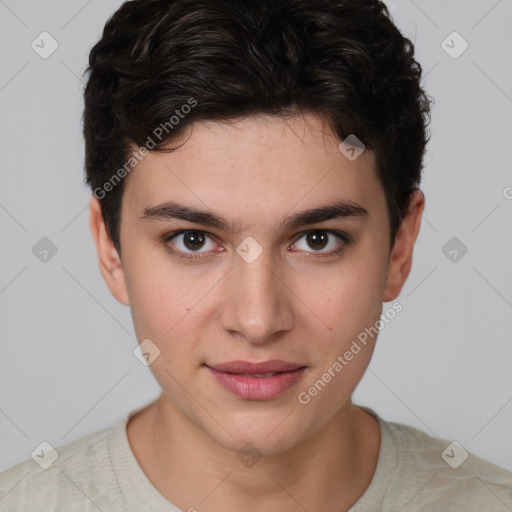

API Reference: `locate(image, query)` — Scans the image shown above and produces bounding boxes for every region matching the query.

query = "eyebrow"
[139,200,368,232]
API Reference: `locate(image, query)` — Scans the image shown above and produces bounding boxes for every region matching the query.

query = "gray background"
[1,0,511,474]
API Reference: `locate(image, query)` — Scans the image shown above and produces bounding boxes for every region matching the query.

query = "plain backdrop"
[1,0,511,474]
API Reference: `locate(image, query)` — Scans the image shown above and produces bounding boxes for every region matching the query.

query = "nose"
[218,248,295,344]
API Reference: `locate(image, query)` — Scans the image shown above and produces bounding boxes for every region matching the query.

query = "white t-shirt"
[1,400,511,511]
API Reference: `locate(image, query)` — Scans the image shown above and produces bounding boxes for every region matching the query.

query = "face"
[90,113,423,456]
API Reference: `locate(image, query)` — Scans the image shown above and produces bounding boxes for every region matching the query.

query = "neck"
[127,396,380,512]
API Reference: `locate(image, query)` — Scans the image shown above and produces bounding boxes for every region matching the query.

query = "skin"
[89,113,424,512]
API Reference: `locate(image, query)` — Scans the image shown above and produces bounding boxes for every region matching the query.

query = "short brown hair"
[83,0,432,254]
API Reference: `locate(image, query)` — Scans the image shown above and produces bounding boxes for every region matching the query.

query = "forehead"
[121,114,384,227]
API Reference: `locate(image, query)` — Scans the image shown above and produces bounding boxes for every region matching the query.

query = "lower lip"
[206,366,306,400]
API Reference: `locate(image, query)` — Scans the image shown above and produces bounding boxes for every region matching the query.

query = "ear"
[89,196,130,306]
[383,190,425,302]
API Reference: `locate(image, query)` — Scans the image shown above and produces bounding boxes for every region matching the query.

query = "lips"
[205,360,306,400]
[208,360,304,374]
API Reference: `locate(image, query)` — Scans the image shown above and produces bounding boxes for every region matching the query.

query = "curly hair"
[83,0,432,254]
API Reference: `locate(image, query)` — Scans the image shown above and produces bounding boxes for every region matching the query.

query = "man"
[1,0,511,510]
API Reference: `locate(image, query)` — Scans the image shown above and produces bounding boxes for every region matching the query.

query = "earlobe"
[89,196,130,306]
[383,190,425,302]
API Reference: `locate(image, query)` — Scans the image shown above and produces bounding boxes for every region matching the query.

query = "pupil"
[184,232,205,251]
[307,231,327,250]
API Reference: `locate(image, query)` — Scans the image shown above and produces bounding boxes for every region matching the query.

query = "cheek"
[122,247,184,340]
[296,263,384,414]
[123,246,224,351]
[308,252,387,339]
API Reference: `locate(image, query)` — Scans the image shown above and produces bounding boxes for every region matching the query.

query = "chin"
[205,407,315,458]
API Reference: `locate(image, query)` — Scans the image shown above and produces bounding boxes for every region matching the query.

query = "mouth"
[205,360,307,400]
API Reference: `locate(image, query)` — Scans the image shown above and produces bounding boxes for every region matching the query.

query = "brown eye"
[291,230,348,255]
[182,231,206,251]
[305,231,329,251]
[166,230,217,254]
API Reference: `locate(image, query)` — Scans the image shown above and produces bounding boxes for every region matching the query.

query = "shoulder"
[0,423,125,511]
[383,418,512,511]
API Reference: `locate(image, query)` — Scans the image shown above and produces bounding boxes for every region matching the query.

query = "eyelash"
[161,229,351,260]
